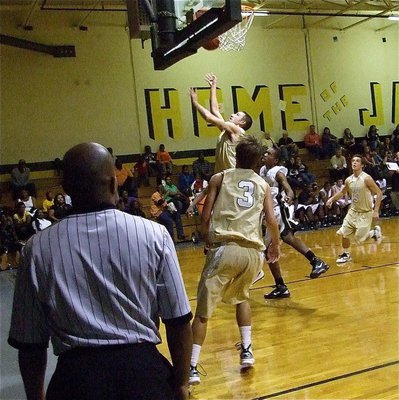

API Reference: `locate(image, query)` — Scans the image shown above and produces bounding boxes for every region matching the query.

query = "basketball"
[202,37,220,51]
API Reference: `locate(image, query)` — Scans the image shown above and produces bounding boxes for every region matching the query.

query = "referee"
[8,142,193,400]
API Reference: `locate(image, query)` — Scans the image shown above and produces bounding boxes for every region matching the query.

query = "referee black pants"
[46,343,175,400]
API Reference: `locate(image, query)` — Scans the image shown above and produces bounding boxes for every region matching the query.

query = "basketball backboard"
[127,0,243,70]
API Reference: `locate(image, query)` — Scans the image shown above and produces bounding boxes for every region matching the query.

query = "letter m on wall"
[144,88,183,140]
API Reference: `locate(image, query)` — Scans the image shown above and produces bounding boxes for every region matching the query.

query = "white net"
[218,8,254,51]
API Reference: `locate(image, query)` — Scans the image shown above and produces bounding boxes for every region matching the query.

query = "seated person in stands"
[143,145,158,176]
[342,128,356,155]
[128,199,146,218]
[295,183,323,230]
[277,131,298,161]
[17,189,37,215]
[294,156,316,185]
[156,144,173,176]
[304,125,323,159]
[392,125,399,152]
[42,191,54,213]
[31,209,51,232]
[116,190,136,213]
[178,165,195,197]
[48,193,72,223]
[362,145,378,177]
[192,151,212,182]
[331,178,351,221]
[190,174,208,216]
[150,184,185,242]
[261,131,276,149]
[286,156,303,189]
[10,159,37,199]
[366,125,380,151]
[0,207,21,269]
[13,202,35,242]
[164,174,190,214]
[115,158,137,197]
[318,181,336,226]
[329,148,348,181]
[321,127,339,158]
[134,156,150,187]
[379,137,393,158]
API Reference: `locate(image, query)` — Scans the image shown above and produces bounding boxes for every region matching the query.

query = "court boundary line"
[252,360,399,399]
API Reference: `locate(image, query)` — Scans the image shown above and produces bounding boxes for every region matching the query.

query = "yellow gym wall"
[1,14,398,169]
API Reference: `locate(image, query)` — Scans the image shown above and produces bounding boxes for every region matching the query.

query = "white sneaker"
[373,225,382,240]
[188,365,201,386]
[252,269,265,285]
[336,252,352,263]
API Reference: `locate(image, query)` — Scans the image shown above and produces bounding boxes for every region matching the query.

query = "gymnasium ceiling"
[0,0,398,32]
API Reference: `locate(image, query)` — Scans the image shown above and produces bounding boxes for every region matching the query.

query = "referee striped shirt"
[8,208,191,355]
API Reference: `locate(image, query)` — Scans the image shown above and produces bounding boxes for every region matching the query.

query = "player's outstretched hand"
[189,87,197,103]
[205,73,217,86]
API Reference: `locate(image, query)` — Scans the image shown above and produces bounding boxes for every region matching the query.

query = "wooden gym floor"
[1,218,398,399]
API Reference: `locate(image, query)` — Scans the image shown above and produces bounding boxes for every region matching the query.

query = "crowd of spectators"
[2,125,399,266]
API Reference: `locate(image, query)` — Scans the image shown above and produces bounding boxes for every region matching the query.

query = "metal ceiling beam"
[308,0,369,26]
[341,4,399,30]
[0,33,76,57]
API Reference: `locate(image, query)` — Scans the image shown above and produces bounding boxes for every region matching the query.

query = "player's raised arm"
[205,73,224,120]
[189,88,245,137]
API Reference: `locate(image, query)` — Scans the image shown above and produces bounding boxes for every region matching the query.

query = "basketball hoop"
[218,6,254,51]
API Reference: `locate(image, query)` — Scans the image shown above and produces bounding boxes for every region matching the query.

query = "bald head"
[62,143,117,208]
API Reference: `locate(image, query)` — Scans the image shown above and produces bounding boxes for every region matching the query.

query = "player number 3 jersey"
[209,168,267,251]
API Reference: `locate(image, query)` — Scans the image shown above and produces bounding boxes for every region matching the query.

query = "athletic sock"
[305,250,316,262]
[275,277,285,286]
[239,326,251,349]
[191,344,202,367]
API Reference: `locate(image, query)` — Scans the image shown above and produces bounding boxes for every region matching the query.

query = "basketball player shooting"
[187,73,253,215]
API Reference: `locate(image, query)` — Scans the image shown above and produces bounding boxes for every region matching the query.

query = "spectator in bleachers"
[286,156,303,189]
[13,202,34,242]
[319,181,336,226]
[304,125,323,159]
[380,137,393,158]
[294,156,316,186]
[277,132,298,162]
[342,128,356,155]
[0,207,21,269]
[150,184,185,242]
[128,199,146,218]
[329,148,348,181]
[115,158,137,197]
[362,145,377,176]
[17,189,37,215]
[366,125,380,151]
[117,190,136,213]
[192,152,212,182]
[42,191,54,213]
[190,174,208,215]
[331,178,351,222]
[392,125,399,152]
[10,159,37,199]
[143,145,158,176]
[260,131,276,149]
[178,165,195,198]
[31,209,51,232]
[164,174,190,214]
[48,193,72,223]
[134,156,150,187]
[321,127,339,158]
[388,151,399,214]
[156,144,173,176]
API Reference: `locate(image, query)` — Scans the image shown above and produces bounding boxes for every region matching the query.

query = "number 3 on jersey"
[237,180,255,208]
